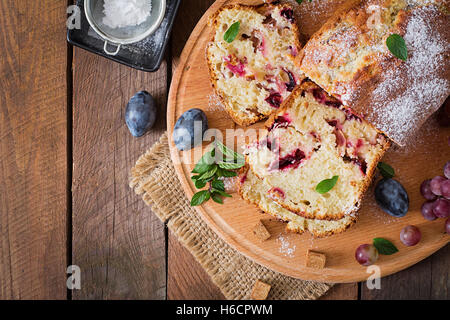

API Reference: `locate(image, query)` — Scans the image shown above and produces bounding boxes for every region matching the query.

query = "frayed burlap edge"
[130,133,332,300]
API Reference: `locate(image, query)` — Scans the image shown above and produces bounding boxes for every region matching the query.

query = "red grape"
[421,201,437,221]
[441,179,450,199]
[420,179,437,201]
[400,225,421,246]
[444,161,450,179]
[430,176,446,196]
[446,218,450,234]
[433,198,450,218]
[355,244,379,266]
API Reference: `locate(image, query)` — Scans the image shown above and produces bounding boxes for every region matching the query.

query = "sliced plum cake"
[207,3,304,126]
[239,167,356,237]
[244,82,390,221]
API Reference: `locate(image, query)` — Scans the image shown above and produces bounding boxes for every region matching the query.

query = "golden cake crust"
[238,166,358,237]
[245,81,391,220]
[206,3,304,126]
[299,0,450,145]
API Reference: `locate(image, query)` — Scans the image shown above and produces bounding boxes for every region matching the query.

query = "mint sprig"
[377,162,395,179]
[224,21,240,43]
[190,141,245,206]
[373,238,398,255]
[316,176,339,194]
[386,34,407,61]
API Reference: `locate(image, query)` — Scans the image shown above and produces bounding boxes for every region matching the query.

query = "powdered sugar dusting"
[207,93,225,112]
[370,6,449,145]
[276,233,296,258]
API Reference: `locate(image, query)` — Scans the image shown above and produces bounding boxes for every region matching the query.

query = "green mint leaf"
[212,180,225,192]
[191,175,200,181]
[224,21,240,43]
[213,190,232,198]
[296,0,303,3]
[198,165,218,180]
[377,162,395,179]
[218,161,244,170]
[192,148,215,173]
[316,176,339,194]
[194,179,207,189]
[216,168,238,178]
[215,140,245,163]
[386,34,407,61]
[211,192,224,204]
[373,238,399,255]
[192,163,213,174]
[190,190,211,206]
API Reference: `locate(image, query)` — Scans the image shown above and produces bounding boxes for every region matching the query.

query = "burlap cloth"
[129,133,332,300]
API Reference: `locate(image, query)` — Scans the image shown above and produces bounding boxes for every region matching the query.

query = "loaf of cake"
[244,82,390,221]
[207,3,304,126]
[299,0,450,145]
[239,167,357,237]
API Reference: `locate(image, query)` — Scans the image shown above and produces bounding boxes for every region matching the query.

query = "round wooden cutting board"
[167,0,449,282]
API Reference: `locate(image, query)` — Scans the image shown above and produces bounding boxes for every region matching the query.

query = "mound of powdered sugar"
[103,0,152,29]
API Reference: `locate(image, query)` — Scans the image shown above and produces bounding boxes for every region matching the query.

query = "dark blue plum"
[375,178,409,217]
[173,108,208,151]
[125,91,157,137]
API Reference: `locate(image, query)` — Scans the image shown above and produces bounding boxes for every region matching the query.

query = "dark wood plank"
[321,283,358,300]
[0,0,68,299]
[72,49,167,299]
[167,0,225,300]
[167,231,225,300]
[361,244,449,300]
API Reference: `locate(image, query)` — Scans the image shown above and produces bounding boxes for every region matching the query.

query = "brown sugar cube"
[253,220,271,241]
[250,280,271,300]
[306,250,326,269]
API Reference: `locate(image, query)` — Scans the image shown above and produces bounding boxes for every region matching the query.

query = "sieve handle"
[103,41,121,56]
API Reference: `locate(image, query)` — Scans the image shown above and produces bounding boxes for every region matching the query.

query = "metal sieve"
[84,0,166,56]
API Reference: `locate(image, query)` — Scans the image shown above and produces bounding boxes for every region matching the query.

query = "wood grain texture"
[167,231,225,300]
[361,243,449,300]
[0,0,68,299]
[72,49,167,299]
[167,0,227,300]
[321,283,358,300]
[166,0,450,283]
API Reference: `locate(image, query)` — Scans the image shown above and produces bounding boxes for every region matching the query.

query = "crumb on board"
[250,279,271,300]
[306,250,326,269]
[253,220,271,241]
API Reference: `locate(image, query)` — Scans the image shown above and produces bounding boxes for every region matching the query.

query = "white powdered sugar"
[370,6,449,145]
[277,233,296,258]
[207,93,225,112]
[103,0,152,29]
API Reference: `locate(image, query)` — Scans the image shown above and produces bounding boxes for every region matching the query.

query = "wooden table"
[0,0,448,300]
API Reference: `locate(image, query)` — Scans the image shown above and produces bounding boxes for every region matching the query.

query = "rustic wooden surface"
[0,0,68,299]
[0,0,447,300]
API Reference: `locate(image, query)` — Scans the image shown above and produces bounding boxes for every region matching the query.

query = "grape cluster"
[420,161,450,234]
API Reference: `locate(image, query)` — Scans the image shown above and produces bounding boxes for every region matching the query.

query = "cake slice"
[206,3,304,126]
[244,81,390,220]
[239,167,356,237]
[298,0,450,145]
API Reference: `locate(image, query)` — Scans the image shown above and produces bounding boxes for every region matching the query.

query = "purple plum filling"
[269,149,305,171]
[268,113,291,131]
[344,155,367,175]
[283,68,296,92]
[265,92,283,108]
[280,8,294,23]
